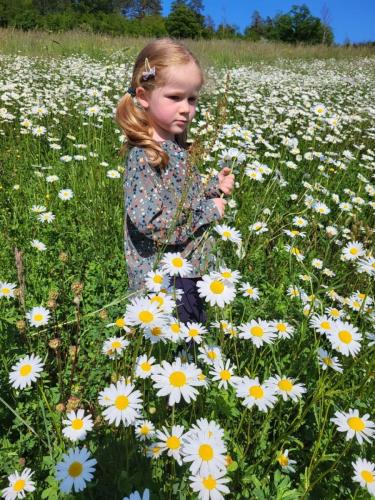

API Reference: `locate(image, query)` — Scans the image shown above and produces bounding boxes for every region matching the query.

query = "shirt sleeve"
[125,148,221,246]
[202,173,221,198]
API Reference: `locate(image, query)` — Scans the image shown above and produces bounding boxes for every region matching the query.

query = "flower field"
[1,49,375,499]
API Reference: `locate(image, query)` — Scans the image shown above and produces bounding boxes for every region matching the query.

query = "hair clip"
[142,57,156,81]
[127,87,136,97]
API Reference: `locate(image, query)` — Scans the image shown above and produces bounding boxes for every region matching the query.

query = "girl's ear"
[135,87,149,110]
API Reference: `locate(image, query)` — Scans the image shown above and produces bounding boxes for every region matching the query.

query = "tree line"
[0,0,334,44]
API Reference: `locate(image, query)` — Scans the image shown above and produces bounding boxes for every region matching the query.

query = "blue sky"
[162,0,375,44]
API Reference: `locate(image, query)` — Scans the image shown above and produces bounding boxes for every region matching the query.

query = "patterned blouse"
[124,139,222,293]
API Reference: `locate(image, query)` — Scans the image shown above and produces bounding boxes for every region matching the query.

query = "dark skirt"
[173,277,207,325]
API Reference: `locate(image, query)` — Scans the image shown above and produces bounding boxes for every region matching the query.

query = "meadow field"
[0,30,374,499]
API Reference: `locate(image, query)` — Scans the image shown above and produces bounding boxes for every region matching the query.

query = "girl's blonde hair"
[116,38,204,169]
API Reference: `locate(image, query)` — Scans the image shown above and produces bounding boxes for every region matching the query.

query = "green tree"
[166,2,203,38]
[121,0,162,18]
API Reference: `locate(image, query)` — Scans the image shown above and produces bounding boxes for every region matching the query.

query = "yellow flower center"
[166,436,180,450]
[322,357,333,366]
[277,323,286,332]
[338,330,352,344]
[199,444,214,461]
[115,318,125,327]
[278,455,289,467]
[320,321,331,330]
[202,475,217,490]
[153,275,163,284]
[247,288,254,295]
[71,418,84,430]
[349,248,358,255]
[140,361,151,372]
[347,417,365,431]
[1,287,10,294]
[111,341,122,349]
[358,293,366,300]
[138,310,154,323]
[249,385,264,399]
[222,231,231,238]
[222,271,232,278]
[278,379,293,392]
[250,326,264,337]
[20,364,32,377]
[220,369,231,381]
[170,323,180,333]
[151,296,164,307]
[34,313,43,321]
[291,230,299,235]
[115,395,129,410]
[171,257,183,268]
[210,280,224,294]
[151,327,162,336]
[12,479,26,492]
[140,425,149,435]
[68,461,83,478]
[189,328,199,337]
[152,446,160,455]
[169,371,186,387]
[207,351,217,360]
[330,309,340,318]
[352,301,360,309]
[361,470,374,483]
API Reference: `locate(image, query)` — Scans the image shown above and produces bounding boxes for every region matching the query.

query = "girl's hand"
[213,198,227,218]
[218,167,235,195]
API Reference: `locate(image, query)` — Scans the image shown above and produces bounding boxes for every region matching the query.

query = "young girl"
[116,38,234,325]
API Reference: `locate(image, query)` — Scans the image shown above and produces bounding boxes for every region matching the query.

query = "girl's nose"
[179,99,190,114]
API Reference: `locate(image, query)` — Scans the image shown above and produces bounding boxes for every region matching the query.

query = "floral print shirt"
[124,140,222,293]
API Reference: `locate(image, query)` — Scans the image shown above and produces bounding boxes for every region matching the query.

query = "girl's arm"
[125,149,221,246]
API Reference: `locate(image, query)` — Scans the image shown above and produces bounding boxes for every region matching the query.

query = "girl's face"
[137,61,202,142]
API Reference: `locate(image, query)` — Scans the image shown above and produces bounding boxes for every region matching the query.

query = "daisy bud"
[56,403,66,413]
[48,290,59,301]
[14,288,21,298]
[66,396,80,412]
[16,319,26,332]
[49,338,61,350]
[149,406,156,415]
[69,345,79,360]
[47,299,57,309]
[19,457,26,466]
[71,281,83,296]
[99,309,108,320]
[111,372,120,383]
[59,251,69,263]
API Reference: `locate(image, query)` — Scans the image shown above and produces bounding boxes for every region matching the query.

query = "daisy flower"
[123,489,150,500]
[55,447,97,494]
[235,376,277,412]
[106,316,131,332]
[189,471,230,500]
[325,307,344,319]
[125,296,167,329]
[292,216,308,227]
[341,241,365,261]
[151,358,203,406]
[309,314,334,336]
[181,322,208,345]
[31,204,46,213]
[212,267,241,285]
[107,169,121,179]
[214,224,242,244]
[352,458,375,496]
[269,320,295,339]
[143,324,169,344]
[209,359,240,390]
[161,252,193,277]
[62,409,94,442]
[58,189,73,201]
[145,269,170,292]
[25,306,50,327]
[37,211,55,223]
[102,336,129,359]
[357,256,375,276]
[9,354,44,389]
[154,425,186,465]
[277,449,296,473]
[284,245,305,261]
[197,274,236,308]
[197,345,223,366]
[135,354,156,379]
[135,420,155,441]
[187,419,225,442]
[313,201,330,215]
[249,221,268,234]
[330,409,375,444]
[267,375,306,402]
[317,348,343,373]
[148,291,176,314]
[311,258,323,269]
[239,282,260,300]
[327,320,362,357]
[98,380,142,427]
[238,319,276,348]
[1,468,35,499]
[0,282,16,299]
[165,317,184,343]
[181,429,227,476]
[31,239,47,251]
[312,103,327,116]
